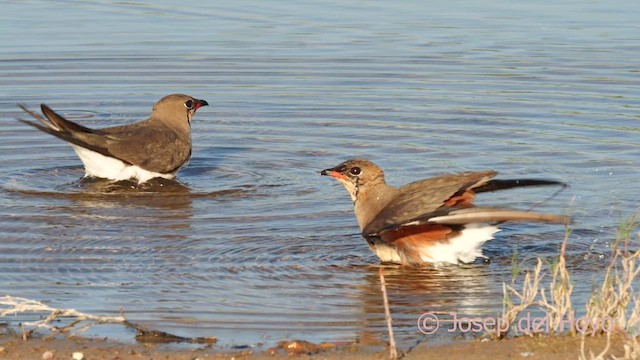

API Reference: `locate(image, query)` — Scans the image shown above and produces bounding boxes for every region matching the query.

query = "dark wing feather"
[17,104,121,161]
[18,104,55,130]
[370,206,569,242]
[427,207,569,225]
[363,170,497,236]
[17,117,116,157]
[473,179,567,193]
[40,104,98,134]
[104,124,191,174]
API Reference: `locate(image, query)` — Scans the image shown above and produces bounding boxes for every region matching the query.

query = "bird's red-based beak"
[320,168,348,180]
[195,99,209,110]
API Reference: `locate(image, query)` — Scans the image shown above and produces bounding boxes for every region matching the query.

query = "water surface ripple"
[1,0,639,347]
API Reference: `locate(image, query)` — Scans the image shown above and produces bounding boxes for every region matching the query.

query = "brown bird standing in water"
[321,158,569,265]
[18,94,208,184]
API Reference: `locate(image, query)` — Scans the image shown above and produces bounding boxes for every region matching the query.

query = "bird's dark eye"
[184,100,194,109]
[350,167,361,176]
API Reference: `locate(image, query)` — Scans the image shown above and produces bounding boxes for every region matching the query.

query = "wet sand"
[0,334,625,359]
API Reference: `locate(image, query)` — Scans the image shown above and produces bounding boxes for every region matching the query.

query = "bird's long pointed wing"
[428,207,570,225]
[363,170,497,236]
[40,104,99,134]
[18,103,125,160]
[473,178,567,193]
[369,207,569,242]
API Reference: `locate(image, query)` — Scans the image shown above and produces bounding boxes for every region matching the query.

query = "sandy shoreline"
[0,333,625,359]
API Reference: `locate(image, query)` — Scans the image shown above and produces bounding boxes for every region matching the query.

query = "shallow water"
[1,0,639,348]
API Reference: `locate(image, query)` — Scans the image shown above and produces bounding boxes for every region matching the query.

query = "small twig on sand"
[0,296,216,344]
[379,267,398,360]
[1,296,127,340]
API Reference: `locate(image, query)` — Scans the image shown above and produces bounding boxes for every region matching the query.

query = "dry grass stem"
[379,267,398,360]
[580,331,612,360]
[499,259,544,338]
[503,217,640,359]
[584,216,640,358]
[537,230,574,334]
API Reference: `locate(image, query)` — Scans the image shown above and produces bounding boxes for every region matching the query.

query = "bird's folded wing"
[40,104,98,134]
[106,125,191,174]
[427,207,570,225]
[363,171,497,236]
[18,105,119,161]
[368,207,570,241]
[368,207,571,241]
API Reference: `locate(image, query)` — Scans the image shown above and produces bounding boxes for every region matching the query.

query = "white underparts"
[71,145,175,184]
[369,242,403,263]
[425,223,500,264]
[370,223,500,265]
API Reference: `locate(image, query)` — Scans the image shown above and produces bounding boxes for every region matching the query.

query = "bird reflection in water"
[356,263,500,346]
